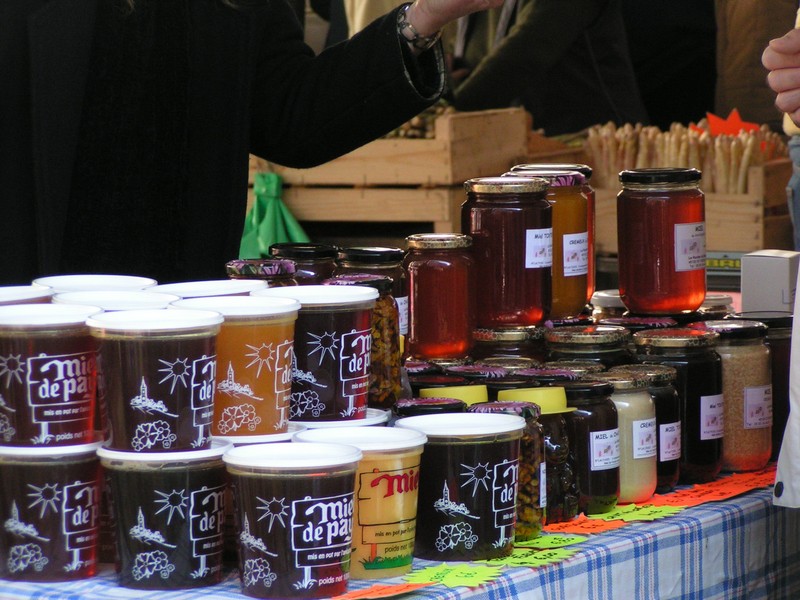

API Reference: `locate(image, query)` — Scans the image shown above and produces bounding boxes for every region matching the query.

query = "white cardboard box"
[740,249,800,313]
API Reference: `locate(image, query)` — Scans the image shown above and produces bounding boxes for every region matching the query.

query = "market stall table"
[2,488,798,600]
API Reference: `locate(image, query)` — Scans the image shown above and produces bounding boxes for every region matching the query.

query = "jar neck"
[635,345,715,357]
[716,337,765,347]
[621,182,700,192]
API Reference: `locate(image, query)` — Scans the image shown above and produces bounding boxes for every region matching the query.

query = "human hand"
[763,28,800,124]
[406,0,505,38]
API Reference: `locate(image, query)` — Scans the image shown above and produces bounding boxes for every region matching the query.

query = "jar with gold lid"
[403,234,474,361]
[462,177,552,327]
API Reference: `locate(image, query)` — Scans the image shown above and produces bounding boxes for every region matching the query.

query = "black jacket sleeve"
[248,2,445,168]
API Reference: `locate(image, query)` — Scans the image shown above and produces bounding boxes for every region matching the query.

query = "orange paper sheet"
[333,582,436,599]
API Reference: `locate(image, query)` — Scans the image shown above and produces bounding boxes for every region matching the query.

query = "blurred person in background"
[715,0,796,132]
[444,0,648,136]
[621,0,716,130]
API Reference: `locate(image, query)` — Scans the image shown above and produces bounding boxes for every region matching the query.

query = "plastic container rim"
[222,441,363,469]
[293,426,428,452]
[394,413,526,438]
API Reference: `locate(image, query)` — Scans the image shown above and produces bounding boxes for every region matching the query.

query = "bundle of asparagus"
[584,121,787,192]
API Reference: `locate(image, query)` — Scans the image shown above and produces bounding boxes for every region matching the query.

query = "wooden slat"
[250,108,529,187]
[247,185,464,233]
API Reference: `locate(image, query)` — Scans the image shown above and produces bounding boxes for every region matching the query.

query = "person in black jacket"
[0,0,499,285]
[448,0,648,136]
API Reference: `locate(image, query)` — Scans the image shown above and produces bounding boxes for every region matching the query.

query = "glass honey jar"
[617,168,706,315]
[462,177,552,327]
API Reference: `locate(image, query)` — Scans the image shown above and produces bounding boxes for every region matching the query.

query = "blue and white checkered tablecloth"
[2,488,799,600]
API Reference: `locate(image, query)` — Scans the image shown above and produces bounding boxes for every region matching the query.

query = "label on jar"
[525,228,553,269]
[673,222,706,272]
[659,421,681,462]
[744,384,773,429]
[539,461,547,508]
[562,231,589,277]
[700,393,724,440]
[396,295,409,336]
[632,418,658,459]
[589,428,620,471]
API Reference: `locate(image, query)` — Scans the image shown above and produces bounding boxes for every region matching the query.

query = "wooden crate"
[594,159,793,255]
[250,108,529,187]
[247,185,465,234]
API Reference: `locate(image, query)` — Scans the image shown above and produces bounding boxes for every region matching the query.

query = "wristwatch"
[397,3,442,52]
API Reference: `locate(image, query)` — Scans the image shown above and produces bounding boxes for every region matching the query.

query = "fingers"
[775,88,800,115]
[763,30,800,70]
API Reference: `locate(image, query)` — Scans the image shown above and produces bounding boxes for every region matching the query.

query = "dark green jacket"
[0,0,442,283]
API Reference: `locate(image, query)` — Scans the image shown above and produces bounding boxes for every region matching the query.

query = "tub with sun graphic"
[252,286,377,424]
[97,439,232,589]
[394,413,525,561]
[0,436,103,581]
[170,296,300,438]
[0,304,103,448]
[223,441,362,599]
[87,309,223,452]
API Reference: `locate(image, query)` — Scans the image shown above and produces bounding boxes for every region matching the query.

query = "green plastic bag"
[239,172,310,258]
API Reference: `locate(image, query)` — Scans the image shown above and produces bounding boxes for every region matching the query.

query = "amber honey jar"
[505,170,590,320]
[462,177,552,327]
[403,233,475,361]
[510,163,596,304]
[617,168,706,314]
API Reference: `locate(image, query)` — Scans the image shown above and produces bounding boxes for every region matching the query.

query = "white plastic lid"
[591,289,625,308]
[394,413,526,438]
[0,303,103,327]
[0,437,103,458]
[53,291,181,311]
[292,408,390,428]
[86,308,223,331]
[293,425,426,451]
[0,285,54,305]
[32,274,157,292]
[150,279,267,298]
[253,284,378,307]
[702,293,734,307]
[223,441,362,469]
[170,295,301,317]
[97,439,233,464]
[213,423,307,445]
